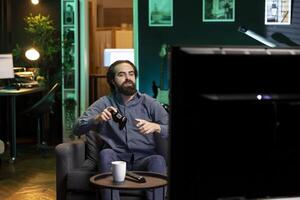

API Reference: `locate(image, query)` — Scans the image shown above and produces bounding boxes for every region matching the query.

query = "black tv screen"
[169,46,300,200]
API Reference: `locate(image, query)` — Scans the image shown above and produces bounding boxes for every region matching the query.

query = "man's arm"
[135,119,162,134]
[135,99,169,138]
[73,98,114,135]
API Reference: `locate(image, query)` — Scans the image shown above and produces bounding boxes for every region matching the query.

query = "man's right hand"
[94,106,117,123]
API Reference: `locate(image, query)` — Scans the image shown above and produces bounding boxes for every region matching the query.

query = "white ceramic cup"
[111,161,126,183]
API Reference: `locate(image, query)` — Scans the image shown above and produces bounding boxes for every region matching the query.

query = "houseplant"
[12,13,61,88]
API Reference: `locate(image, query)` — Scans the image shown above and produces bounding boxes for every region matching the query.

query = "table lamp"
[25,48,40,61]
[25,48,41,83]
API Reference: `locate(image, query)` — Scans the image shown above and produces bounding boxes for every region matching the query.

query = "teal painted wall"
[138,0,266,95]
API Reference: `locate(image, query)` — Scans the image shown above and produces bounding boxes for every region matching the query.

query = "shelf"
[61,0,79,141]
[63,25,75,28]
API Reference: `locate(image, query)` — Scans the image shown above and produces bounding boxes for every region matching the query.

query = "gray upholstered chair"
[55,131,168,200]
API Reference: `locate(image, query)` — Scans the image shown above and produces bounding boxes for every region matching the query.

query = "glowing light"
[238,26,276,48]
[25,48,40,61]
[256,95,262,100]
[31,0,39,5]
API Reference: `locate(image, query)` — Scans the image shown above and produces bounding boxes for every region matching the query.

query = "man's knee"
[98,148,117,172]
[148,155,166,173]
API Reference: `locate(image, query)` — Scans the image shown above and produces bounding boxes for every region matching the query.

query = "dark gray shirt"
[74,92,169,161]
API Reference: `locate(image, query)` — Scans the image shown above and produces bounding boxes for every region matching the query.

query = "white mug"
[111,161,126,183]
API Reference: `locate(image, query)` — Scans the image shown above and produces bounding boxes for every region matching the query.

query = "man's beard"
[116,80,137,96]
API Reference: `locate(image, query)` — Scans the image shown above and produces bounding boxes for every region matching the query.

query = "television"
[103,48,134,67]
[169,46,300,200]
[0,54,14,79]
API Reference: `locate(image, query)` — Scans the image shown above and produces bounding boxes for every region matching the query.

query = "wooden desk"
[0,87,44,162]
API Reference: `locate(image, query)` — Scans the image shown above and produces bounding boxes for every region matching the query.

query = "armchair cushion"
[154,134,169,164]
[81,131,104,171]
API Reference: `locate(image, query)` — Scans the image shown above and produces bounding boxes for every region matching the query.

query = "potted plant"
[12,13,61,88]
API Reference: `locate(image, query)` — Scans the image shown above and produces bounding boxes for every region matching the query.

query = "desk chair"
[19,83,60,154]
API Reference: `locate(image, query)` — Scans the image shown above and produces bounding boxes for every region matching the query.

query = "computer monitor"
[103,48,134,67]
[169,46,300,200]
[0,54,14,79]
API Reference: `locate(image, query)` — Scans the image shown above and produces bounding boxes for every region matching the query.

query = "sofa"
[55,131,168,200]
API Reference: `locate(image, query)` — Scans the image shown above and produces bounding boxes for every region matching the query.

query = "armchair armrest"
[55,140,86,200]
[154,134,168,165]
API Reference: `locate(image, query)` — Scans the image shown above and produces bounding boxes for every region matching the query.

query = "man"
[74,60,168,200]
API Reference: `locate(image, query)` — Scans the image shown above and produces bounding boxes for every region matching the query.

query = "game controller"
[109,109,127,130]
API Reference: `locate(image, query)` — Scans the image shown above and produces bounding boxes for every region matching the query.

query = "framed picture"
[149,0,173,27]
[265,0,291,25]
[203,0,235,22]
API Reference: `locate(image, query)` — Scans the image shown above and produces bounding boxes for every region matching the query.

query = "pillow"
[81,131,103,170]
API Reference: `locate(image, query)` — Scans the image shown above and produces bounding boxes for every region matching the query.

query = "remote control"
[126,171,146,183]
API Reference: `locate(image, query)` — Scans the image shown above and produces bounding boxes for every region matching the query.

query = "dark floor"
[0,143,56,200]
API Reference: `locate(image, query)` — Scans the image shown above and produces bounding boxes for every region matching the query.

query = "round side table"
[90,171,168,200]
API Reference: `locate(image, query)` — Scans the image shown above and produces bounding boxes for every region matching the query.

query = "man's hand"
[135,118,161,134]
[94,106,117,123]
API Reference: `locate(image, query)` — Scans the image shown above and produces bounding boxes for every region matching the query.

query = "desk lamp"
[25,48,41,85]
[238,26,276,47]
[25,48,40,61]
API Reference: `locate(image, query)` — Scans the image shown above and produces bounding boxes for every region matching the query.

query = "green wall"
[138,0,266,95]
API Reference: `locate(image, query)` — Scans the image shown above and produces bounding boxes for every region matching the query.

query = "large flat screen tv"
[169,46,300,200]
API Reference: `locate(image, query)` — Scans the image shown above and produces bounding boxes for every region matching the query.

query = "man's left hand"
[135,119,161,134]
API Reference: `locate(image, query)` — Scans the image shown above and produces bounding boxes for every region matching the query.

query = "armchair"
[55,131,168,200]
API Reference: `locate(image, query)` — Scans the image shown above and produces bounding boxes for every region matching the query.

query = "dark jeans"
[98,148,167,200]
